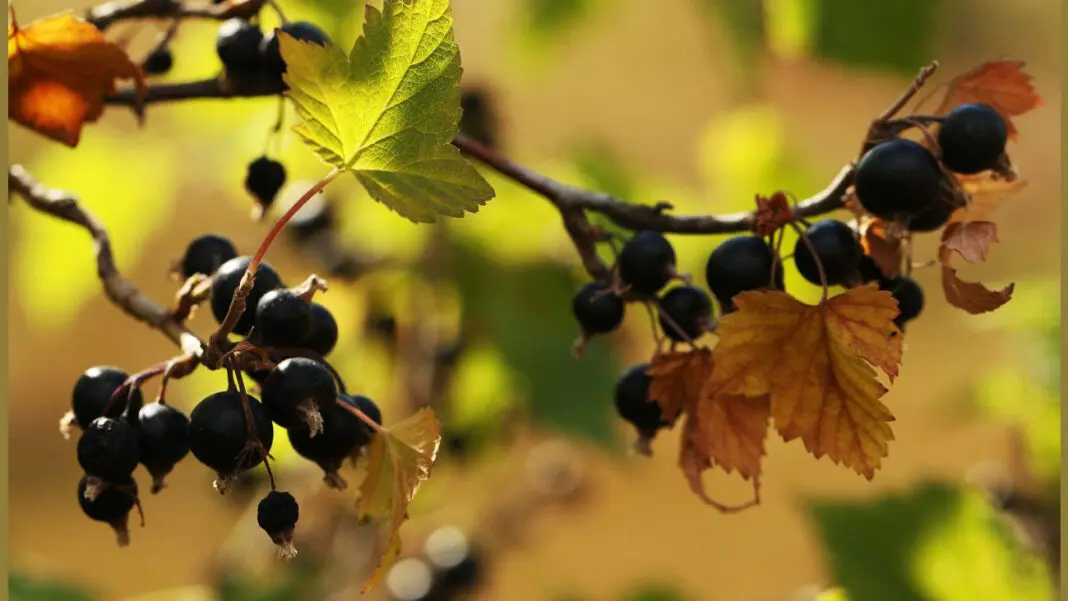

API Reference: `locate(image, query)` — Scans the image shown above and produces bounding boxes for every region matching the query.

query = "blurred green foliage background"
[7,0,1061,600]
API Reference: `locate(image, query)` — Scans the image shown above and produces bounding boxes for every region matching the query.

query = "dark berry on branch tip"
[260,21,331,78]
[658,285,713,342]
[881,276,924,328]
[618,231,677,295]
[245,156,287,214]
[908,197,959,232]
[256,289,313,348]
[614,364,665,435]
[854,138,941,220]
[137,402,190,493]
[72,366,138,431]
[301,302,339,356]
[857,254,890,285]
[78,474,137,547]
[180,234,238,279]
[216,19,265,74]
[209,256,283,336]
[571,281,625,336]
[187,390,274,484]
[938,103,1008,175]
[793,220,862,286]
[261,358,338,433]
[257,490,299,558]
[344,394,382,435]
[77,417,140,483]
[143,48,173,75]
[288,397,370,489]
[705,235,784,308]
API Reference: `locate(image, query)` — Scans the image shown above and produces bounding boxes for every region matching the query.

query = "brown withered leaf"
[859,217,903,278]
[648,348,713,426]
[752,191,795,237]
[937,225,1013,314]
[9,9,146,146]
[678,408,762,513]
[692,393,770,480]
[708,287,901,479]
[934,60,1042,139]
[950,173,1029,223]
[941,221,999,263]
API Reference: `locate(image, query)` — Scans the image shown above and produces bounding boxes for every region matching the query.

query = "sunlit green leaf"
[9,572,95,601]
[280,0,495,223]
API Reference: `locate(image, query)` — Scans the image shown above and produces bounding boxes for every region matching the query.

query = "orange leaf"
[859,217,903,278]
[678,409,761,513]
[940,221,999,263]
[934,60,1042,139]
[692,393,770,480]
[940,266,1014,314]
[709,287,900,479]
[648,348,713,426]
[949,173,1028,223]
[936,220,1013,314]
[8,9,145,146]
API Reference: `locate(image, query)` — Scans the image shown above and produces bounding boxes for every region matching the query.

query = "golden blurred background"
[7,0,1061,600]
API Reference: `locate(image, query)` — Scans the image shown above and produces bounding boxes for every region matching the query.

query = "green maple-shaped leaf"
[279,0,495,223]
[353,406,442,591]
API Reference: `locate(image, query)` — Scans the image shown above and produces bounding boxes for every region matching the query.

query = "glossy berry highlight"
[209,256,284,336]
[255,289,313,348]
[187,390,275,491]
[137,402,190,493]
[216,18,265,74]
[261,358,338,433]
[258,490,300,558]
[77,417,140,484]
[70,366,139,432]
[287,396,372,489]
[938,103,1008,174]
[854,138,941,220]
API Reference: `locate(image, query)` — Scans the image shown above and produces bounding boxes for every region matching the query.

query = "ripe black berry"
[261,358,338,434]
[938,103,1008,175]
[882,276,924,329]
[70,366,138,431]
[908,197,959,232]
[78,474,137,547]
[257,490,299,558]
[256,289,313,348]
[216,18,265,74]
[793,220,862,286]
[301,302,339,356]
[209,256,284,336]
[287,400,367,489]
[854,138,941,220]
[460,88,497,148]
[187,390,275,491]
[658,285,713,342]
[77,417,140,484]
[260,21,331,78]
[143,48,173,75]
[614,364,665,435]
[179,234,238,279]
[245,156,287,214]
[347,394,382,432]
[618,231,678,295]
[857,254,889,285]
[137,402,190,493]
[705,235,784,308]
[571,282,625,336]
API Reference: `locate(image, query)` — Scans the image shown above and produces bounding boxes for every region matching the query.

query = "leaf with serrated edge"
[693,393,770,480]
[648,348,713,426]
[8,9,145,146]
[934,60,1042,138]
[709,288,900,479]
[353,407,442,591]
[937,222,1014,314]
[279,0,495,223]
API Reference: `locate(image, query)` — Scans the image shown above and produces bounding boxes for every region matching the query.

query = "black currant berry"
[77,417,140,484]
[209,256,284,336]
[908,197,959,232]
[143,48,173,75]
[260,21,331,78]
[346,394,382,433]
[257,490,299,558]
[261,358,338,434]
[618,231,677,295]
[70,366,138,431]
[857,254,889,285]
[78,474,137,547]
[705,235,784,308]
[793,220,862,286]
[938,103,1008,175]
[216,18,265,74]
[658,285,713,342]
[256,289,313,348]
[854,138,941,221]
[187,390,275,491]
[571,282,625,336]
[137,402,190,493]
[287,400,366,489]
[301,302,339,356]
[179,234,238,279]
[245,156,287,214]
[425,526,483,594]
[614,364,665,435]
[882,276,924,329]
[459,88,497,148]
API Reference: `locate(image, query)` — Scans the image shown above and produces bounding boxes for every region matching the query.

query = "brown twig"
[9,164,208,360]
[87,0,266,31]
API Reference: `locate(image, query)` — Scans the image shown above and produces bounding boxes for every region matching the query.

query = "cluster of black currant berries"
[64,233,384,557]
[568,104,1013,444]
